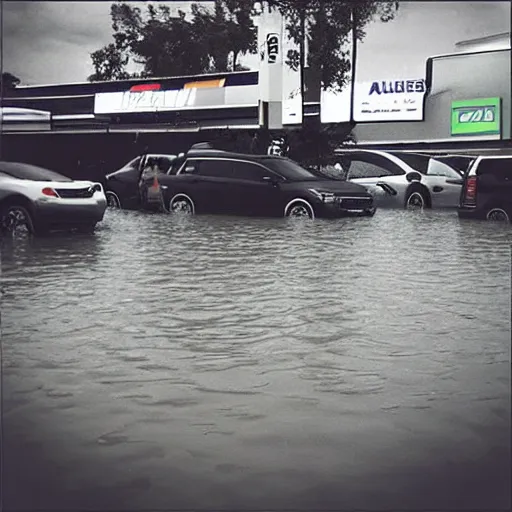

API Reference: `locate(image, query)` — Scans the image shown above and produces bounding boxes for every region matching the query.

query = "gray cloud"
[1,1,509,86]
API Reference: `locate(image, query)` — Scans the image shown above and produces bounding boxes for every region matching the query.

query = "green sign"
[451,97,501,136]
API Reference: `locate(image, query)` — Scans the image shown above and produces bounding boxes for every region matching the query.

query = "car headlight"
[308,189,335,203]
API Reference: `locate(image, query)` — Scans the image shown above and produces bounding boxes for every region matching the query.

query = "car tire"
[0,200,36,236]
[284,199,315,219]
[169,194,195,215]
[106,191,122,209]
[404,188,430,210]
[486,207,510,223]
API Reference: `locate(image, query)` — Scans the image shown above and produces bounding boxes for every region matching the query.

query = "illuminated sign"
[93,78,250,114]
[451,97,501,136]
[353,78,426,122]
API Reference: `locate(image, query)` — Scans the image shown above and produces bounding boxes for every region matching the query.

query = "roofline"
[13,69,258,90]
[455,31,511,47]
[428,47,510,61]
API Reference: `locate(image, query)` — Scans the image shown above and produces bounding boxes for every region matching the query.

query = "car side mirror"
[262,176,279,186]
[405,171,422,183]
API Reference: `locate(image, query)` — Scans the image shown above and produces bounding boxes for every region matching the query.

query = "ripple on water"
[1,208,510,510]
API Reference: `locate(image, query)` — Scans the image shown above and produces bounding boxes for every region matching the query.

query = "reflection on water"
[1,209,511,511]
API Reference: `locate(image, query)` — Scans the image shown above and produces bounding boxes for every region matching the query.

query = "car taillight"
[463,176,477,205]
[42,187,59,197]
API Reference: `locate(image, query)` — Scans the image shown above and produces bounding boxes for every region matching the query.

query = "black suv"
[458,155,512,222]
[157,149,376,219]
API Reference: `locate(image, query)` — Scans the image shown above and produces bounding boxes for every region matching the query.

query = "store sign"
[354,78,426,122]
[94,88,198,114]
[451,97,501,136]
[266,33,280,64]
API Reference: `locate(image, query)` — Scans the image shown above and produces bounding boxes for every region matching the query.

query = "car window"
[477,158,512,180]
[388,152,431,174]
[435,156,474,175]
[260,158,319,180]
[346,159,397,179]
[426,160,462,179]
[0,162,72,182]
[122,157,141,171]
[232,161,275,181]
[196,159,234,178]
[169,157,187,175]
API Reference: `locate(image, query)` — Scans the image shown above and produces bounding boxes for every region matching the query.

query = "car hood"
[286,179,370,194]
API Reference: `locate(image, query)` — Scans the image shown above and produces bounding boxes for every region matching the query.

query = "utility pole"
[299,7,306,128]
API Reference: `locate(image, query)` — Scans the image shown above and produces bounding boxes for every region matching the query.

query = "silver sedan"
[332,150,465,209]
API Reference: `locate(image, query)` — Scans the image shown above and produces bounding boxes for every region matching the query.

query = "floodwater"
[1,208,510,511]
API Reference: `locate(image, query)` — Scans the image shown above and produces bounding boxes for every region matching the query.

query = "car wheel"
[405,190,428,210]
[486,207,510,223]
[169,194,195,215]
[284,199,315,219]
[0,202,35,236]
[106,191,122,209]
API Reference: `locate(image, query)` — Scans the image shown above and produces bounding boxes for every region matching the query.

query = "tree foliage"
[267,0,399,92]
[1,72,21,90]
[89,0,257,82]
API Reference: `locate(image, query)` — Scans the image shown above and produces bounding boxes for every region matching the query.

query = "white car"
[0,161,107,236]
[333,150,465,209]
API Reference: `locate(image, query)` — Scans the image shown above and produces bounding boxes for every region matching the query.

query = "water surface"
[1,208,510,510]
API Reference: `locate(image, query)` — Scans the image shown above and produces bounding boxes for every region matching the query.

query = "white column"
[256,2,284,129]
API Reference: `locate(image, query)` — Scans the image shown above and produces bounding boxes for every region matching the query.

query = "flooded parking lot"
[1,208,510,511]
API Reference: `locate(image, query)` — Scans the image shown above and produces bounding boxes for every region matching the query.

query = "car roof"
[146,153,177,159]
[185,149,286,163]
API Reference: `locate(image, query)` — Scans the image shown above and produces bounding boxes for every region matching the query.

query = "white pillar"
[256,2,285,129]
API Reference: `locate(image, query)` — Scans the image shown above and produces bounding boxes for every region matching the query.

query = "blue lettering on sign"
[368,79,426,95]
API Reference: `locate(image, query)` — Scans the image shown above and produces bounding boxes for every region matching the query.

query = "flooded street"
[1,208,510,511]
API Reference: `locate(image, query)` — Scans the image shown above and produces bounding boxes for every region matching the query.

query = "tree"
[1,72,21,90]
[88,43,131,82]
[261,0,399,161]
[89,0,257,82]
[266,0,399,93]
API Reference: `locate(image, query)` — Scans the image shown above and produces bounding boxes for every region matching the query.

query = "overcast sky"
[1,1,510,86]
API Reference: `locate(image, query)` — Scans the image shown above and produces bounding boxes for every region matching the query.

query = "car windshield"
[310,165,346,181]
[261,157,321,181]
[0,162,72,182]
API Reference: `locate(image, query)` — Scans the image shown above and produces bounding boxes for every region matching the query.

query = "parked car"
[458,155,512,222]
[157,149,376,219]
[333,150,465,209]
[0,161,107,236]
[427,154,476,177]
[104,153,177,210]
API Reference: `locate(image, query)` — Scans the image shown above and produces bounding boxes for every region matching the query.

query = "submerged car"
[157,149,376,219]
[333,150,465,209]
[0,161,107,235]
[104,153,177,210]
[458,155,512,222]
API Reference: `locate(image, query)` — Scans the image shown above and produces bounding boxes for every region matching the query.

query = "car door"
[343,153,406,207]
[424,159,464,208]
[107,157,143,208]
[228,160,283,216]
[178,158,236,215]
